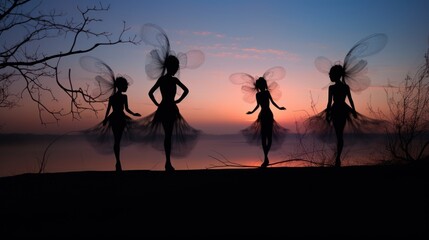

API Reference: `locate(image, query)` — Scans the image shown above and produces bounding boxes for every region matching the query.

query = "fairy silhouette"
[80,56,141,172]
[305,33,388,167]
[230,66,288,168]
[138,23,204,171]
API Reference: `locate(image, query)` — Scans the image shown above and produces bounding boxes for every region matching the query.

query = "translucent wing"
[263,66,286,82]
[229,72,257,103]
[141,23,170,80]
[144,49,167,80]
[229,72,255,84]
[263,66,285,100]
[267,81,282,101]
[79,56,115,81]
[140,23,170,58]
[177,52,187,69]
[90,75,115,102]
[343,56,370,92]
[314,56,333,74]
[79,56,115,101]
[314,34,387,93]
[314,56,334,90]
[177,50,205,69]
[79,56,134,101]
[346,70,370,92]
[344,33,388,61]
[141,23,205,80]
[230,66,285,103]
[343,33,388,92]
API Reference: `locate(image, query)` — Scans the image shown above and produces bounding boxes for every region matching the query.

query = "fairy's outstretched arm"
[247,103,259,114]
[102,98,112,126]
[269,92,286,110]
[325,85,334,122]
[124,95,141,117]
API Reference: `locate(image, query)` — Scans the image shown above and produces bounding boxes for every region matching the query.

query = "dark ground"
[0,161,428,237]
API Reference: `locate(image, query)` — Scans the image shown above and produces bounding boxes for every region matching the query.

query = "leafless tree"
[0,0,139,124]
[377,50,429,163]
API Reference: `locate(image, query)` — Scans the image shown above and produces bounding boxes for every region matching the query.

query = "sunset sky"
[2,0,429,135]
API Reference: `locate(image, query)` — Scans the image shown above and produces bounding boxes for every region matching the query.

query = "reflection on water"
[0,133,387,177]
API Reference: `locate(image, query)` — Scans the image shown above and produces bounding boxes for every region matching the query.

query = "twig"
[39,131,78,173]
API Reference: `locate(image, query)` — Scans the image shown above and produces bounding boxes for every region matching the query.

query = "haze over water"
[0,133,387,177]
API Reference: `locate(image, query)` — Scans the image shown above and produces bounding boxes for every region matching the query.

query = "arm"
[148,79,161,106]
[327,86,333,110]
[102,98,112,126]
[124,95,141,117]
[175,79,189,104]
[269,93,286,110]
[247,103,259,114]
[326,86,333,122]
[346,86,357,118]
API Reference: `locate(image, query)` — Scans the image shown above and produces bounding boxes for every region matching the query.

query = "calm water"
[0,133,387,177]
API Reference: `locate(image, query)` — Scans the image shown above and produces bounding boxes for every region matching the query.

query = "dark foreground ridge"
[0,162,428,237]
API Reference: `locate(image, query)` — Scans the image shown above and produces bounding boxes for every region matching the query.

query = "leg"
[333,119,345,167]
[266,128,273,156]
[335,130,343,167]
[112,126,124,172]
[163,121,175,171]
[260,121,273,168]
[260,133,269,168]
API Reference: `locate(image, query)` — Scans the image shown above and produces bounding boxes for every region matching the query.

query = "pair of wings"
[80,23,206,101]
[230,34,388,103]
[229,66,285,103]
[315,33,388,93]
[79,56,133,102]
[140,23,205,80]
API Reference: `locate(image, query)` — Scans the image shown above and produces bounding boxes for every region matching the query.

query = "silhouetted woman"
[230,66,288,168]
[325,65,357,167]
[245,77,287,168]
[146,55,195,171]
[138,23,203,171]
[102,77,141,171]
[139,54,199,171]
[80,56,141,172]
[306,33,388,167]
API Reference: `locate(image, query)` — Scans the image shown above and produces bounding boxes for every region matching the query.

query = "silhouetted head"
[255,77,268,92]
[115,76,129,93]
[329,64,344,83]
[165,55,179,76]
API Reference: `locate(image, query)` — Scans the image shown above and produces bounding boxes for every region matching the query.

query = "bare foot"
[115,162,122,172]
[260,160,269,168]
[335,158,341,167]
[165,164,175,172]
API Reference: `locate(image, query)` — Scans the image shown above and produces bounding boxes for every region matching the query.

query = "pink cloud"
[193,31,225,38]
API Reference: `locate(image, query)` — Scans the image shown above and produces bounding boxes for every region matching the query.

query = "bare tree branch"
[374,50,429,163]
[0,0,140,125]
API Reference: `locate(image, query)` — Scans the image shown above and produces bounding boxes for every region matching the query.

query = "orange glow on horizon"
[1,66,391,135]
[1,31,396,136]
